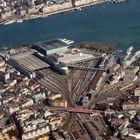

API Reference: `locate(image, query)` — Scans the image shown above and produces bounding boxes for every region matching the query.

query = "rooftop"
[58,52,95,64]
[10,52,50,72]
[33,39,70,51]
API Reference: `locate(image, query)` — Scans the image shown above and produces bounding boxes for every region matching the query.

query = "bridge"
[66,65,106,72]
[67,107,92,114]
[46,106,102,114]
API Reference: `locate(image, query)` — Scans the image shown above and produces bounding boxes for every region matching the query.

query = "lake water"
[0,0,140,51]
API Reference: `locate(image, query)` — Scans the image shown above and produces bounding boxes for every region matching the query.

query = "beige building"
[109,64,120,74]
[125,66,139,78]
[0,134,17,140]
[37,135,49,140]
[0,60,5,72]
[0,10,12,19]
[9,105,20,114]
[123,102,140,110]
[20,9,26,16]
[0,116,17,140]
[51,99,67,107]
[134,88,140,97]
[0,0,4,3]
[49,93,62,100]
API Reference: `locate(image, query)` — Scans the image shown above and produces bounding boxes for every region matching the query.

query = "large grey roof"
[34,39,69,51]
[11,52,49,72]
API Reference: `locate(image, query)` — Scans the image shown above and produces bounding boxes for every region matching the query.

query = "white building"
[134,88,140,97]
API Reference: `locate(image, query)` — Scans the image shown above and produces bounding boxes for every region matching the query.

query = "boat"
[4,20,15,25]
[75,7,82,11]
[59,38,74,45]
[124,46,133,60]
[16,19,23,23]
[127,46,133,54]
[66,40,74,44]
[79,7,82,11]
[111,0,125,3]
[124,50,140,66]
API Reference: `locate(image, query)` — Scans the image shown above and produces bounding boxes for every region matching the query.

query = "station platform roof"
[11,52,49,72]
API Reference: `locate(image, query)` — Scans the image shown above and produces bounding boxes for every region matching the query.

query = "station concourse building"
[32,38,70,55]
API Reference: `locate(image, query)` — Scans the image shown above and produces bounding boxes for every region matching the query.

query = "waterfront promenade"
[24,0,109,21]
[1,0,112,25]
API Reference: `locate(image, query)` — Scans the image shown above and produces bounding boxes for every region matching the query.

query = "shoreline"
[24,0,109,20]
[0,0,113,26]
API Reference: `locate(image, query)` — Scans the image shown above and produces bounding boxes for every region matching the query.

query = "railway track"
[39,72,74,106]
[71,60,98,102]
[35,57,111,139]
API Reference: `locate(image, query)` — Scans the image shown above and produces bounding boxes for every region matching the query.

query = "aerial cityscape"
[0,0,140,140]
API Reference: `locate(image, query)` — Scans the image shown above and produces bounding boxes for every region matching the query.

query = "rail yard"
[0,39,140,140]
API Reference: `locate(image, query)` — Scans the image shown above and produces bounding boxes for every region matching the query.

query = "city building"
[5,51,50,78]
[32,38,71,55]
[109,64,120,74]
[128,132,140,140]
[123,102,140,110]
[37,135,49,140]
[14,107,61,140]
[58,51,95,64]
[110,70,125,85]
[0,115,17,138]
[124,66,139,78]
[0,11,12,19]
[0,59,6,71]
[51,99,68,107]
[20,9,27,16]
[134,88,140,97]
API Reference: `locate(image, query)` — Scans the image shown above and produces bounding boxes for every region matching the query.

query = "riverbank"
[1,0,113,25]
[24,0,109,20]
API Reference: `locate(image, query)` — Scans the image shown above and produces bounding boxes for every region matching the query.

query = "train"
[33,52,67,75]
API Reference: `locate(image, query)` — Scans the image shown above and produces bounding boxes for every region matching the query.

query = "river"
[0,0,140,51]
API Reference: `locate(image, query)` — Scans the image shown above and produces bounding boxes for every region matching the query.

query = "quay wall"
[24,0,109,20]
[1,0,125,24]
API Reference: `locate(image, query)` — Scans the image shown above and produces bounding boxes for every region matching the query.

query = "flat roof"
[58,53,95,64]
[33,39,69,51]
[11,52,49,72]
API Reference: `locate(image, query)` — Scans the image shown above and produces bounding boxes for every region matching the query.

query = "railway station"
[7,51,50,78]
[10,52,50,71]
[32,38,71,55]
